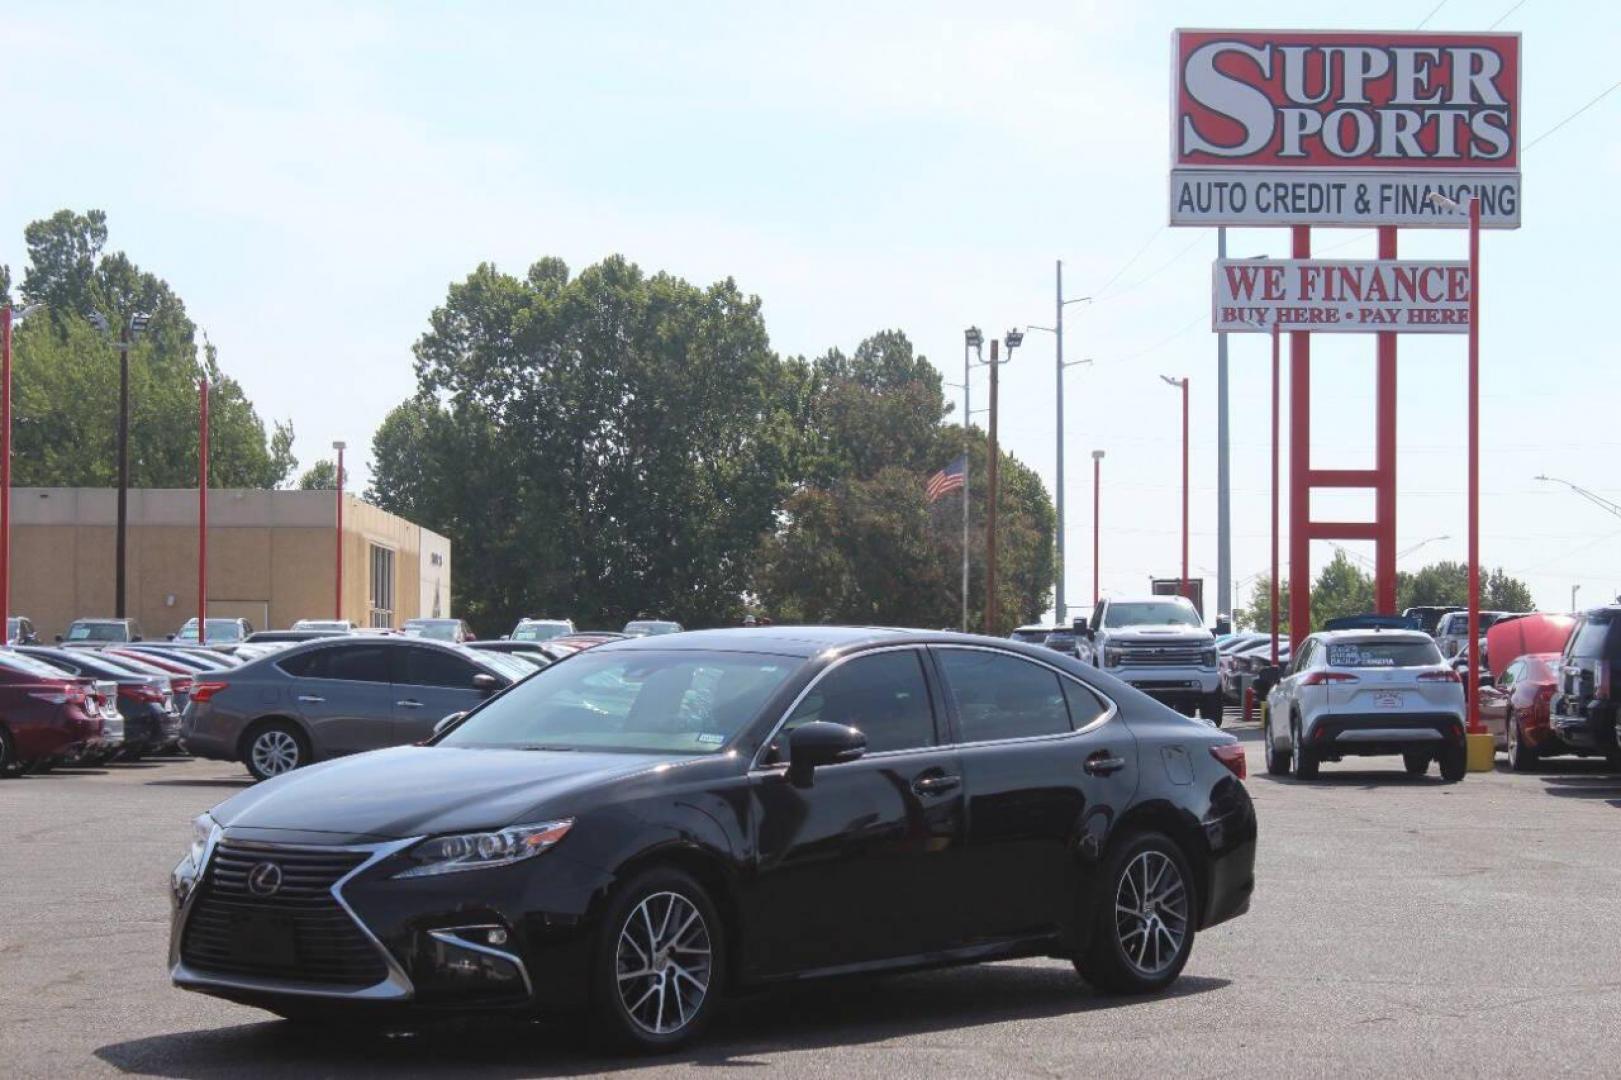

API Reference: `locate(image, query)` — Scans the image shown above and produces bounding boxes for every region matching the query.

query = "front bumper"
[1110,669,1220,701]
[169,830,614,1018]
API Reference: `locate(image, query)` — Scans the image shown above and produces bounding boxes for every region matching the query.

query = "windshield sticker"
[1328,645,1394,667]
[695,733,726,746]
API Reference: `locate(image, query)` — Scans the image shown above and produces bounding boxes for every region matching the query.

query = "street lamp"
[1160,375,1191,603]
[89,309,154,619]
[1091,450,1105,607]
[333,440,347,622]
[960,327,984,632]
[0,302,44,642]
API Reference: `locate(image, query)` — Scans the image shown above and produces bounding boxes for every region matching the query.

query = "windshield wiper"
[516,744,580,752]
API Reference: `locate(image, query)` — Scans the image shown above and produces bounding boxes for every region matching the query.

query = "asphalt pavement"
[6,713,1621,1078]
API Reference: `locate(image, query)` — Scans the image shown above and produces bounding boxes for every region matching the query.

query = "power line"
[1090,227,1165,299]
[1524,77,1621,151]
[1415,0,1450,28]
[1487,0,1527,30]
[1103,234,1207,300]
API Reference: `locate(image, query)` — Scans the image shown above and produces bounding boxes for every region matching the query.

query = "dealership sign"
[1171,30,1521,227]
[1211,259,1470,333]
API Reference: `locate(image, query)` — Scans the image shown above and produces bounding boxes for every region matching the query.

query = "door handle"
[296,695,325,704]
[1084,752,1127,777]
[911,773,961,796]
[396,699,423,709]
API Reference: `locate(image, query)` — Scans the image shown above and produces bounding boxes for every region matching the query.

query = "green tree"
[298,459,344,490]
[1397,560,1534,612]
[370,256,803,631]
[7,210,296,488]
[1311,550,1375,626]
[1235,574,1290,635]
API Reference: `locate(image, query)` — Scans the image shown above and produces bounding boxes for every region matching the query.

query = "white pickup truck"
[1076,595,1223,723]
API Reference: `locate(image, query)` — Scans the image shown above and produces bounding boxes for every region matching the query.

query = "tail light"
[190,681,230,704]
[119,684,166,703]
[1599,664,1612,701]
[1300,671,1359,686]
[29,683,89,706]
[1209,742,1247,781]
[1419,669,1463,683]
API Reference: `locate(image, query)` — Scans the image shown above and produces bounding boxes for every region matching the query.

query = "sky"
[3,0,1617,619]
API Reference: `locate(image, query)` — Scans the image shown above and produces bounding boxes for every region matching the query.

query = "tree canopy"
[1236,555,1536,633]
[368,255,1056,633]
[4,210,296,489]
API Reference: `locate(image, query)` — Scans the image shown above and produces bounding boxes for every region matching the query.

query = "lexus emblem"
[247,861,284,897]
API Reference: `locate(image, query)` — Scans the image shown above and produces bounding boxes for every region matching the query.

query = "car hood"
[1103,625,1213,643]
[210,745,679,840]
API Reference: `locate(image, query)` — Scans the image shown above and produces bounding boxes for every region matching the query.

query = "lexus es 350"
[169,628,1256,1051]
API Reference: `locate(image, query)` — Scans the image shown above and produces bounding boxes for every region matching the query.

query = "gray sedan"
[180,636,526,780]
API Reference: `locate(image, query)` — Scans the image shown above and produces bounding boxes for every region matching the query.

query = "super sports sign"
[1170,30,1521,228]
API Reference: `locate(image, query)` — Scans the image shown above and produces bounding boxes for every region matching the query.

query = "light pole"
[1091,449,1105,608]
[0,302,43,642]
[1216,227,1232,630]
[333,441,346,622]
[1027,263,1092,623]
[198,375,209,645]
[1161,375,1190,603]
[89,310,152,620]
[984,330,1021,635]
[1572,584,1582,612]
[962,326,983,632]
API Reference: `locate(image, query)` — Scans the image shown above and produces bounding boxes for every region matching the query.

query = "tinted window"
[1061,679,1109,728]
[936,649,1072,742]
[781,651,936,755]
[1570,616,1613,660]
[279,644,391,683]
[1326,639,1443,667]
[393,645,482,689]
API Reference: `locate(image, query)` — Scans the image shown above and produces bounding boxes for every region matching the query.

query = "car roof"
[1104,595,1194,605]
[1310,629,1435,643]
[595,625,1003,658]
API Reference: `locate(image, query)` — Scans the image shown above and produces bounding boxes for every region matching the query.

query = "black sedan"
[168,627,1255,1051]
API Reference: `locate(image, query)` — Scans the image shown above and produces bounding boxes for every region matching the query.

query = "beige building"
[11,488,451,640]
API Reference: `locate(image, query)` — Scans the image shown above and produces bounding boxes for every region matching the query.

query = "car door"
[1268,640,1311,742]
[389,645,491,742]
[1479,660,1518,746]
[744,647,966,978]
[283,642,396,756]
[931,645,1137,944]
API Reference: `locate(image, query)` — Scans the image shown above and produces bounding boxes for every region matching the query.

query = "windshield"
[1104,602,1201,629]
[66,622,127,642]
[440,649,796,754]
[1326,639,1443,667]
[625,621,680,635]
[513,622,569,642]
[471,651,533,681]
[177,619,245,642]
[405,620,459,640]
[1010,629,1051,643]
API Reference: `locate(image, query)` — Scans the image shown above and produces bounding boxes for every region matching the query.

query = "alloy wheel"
[615,891,712,1036]
[1507,715,1520,768]
[1114,850,1189,977]
[250,730,301,777]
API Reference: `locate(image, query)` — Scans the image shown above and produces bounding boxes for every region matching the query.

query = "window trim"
[749,644,1120,773]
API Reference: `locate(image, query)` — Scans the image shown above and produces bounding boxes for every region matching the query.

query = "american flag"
[926,456,966,502]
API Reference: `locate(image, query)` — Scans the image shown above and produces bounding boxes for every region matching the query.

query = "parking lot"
[1,714,1619,1079]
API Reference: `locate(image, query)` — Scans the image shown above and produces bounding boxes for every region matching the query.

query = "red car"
[0,651,114,775]
[1478,651,1564,772]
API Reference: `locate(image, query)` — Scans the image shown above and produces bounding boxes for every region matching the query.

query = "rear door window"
[1569,616,1613,660]
[279,644,391,683]
[935,648,1072,743]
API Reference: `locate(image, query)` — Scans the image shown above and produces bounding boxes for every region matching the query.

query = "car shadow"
[145,777,254,790]
[1535,765,1621,807]
[94,966,1231,1077]
[1253,768,1449,789]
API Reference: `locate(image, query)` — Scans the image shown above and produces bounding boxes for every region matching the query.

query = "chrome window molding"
[171,836,421,1002]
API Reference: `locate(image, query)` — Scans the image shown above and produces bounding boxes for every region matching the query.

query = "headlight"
[172,812,219,907]
[1201,648,1218,667]
[1103,646,1123,667]
[189,812,218,868]
[395,819,573,879]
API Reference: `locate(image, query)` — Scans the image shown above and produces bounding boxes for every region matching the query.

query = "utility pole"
[1054,261,1066,624]
[116,322,130,618]
[1092,449,1105,607]
[962,327,983,632]
[333,441,347,622]
[1160,375,1191,603]
[198,378,209,645]
[1216,227,1232,626]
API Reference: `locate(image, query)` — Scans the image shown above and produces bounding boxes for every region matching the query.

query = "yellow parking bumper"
[1466,731,1495,772]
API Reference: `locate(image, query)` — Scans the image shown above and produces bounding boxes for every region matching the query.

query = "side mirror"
[133,635,143,642]
[1071,617,1090,637]
[786,721,866,788]
[54,634,63,643]
[167,634,176,641]
[432,711,467,738]
[472,672,501,698]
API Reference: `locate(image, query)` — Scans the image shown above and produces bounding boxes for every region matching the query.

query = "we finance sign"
[1170,30,1521,228]
[1212,259,1471,333]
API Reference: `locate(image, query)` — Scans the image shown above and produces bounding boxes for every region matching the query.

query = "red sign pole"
[334,444,346,622]
[1375,227,1399,613]
[0,306,11,643]
[198,379,209,645]
[1270,319,1280,665]
[1467,197,1483,735]
[1288,226,1311,651]
[1180,377,1189,601]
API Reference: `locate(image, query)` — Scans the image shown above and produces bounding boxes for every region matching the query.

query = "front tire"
[1291,716,1319,780]
[243,721,309,782]
[1202,692,1225,727]
[592,868,724,1053]
[1076,831,1196,994]
[1264,723,1290,776]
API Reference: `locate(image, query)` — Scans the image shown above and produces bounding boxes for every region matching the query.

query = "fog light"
[487,928,508,946]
